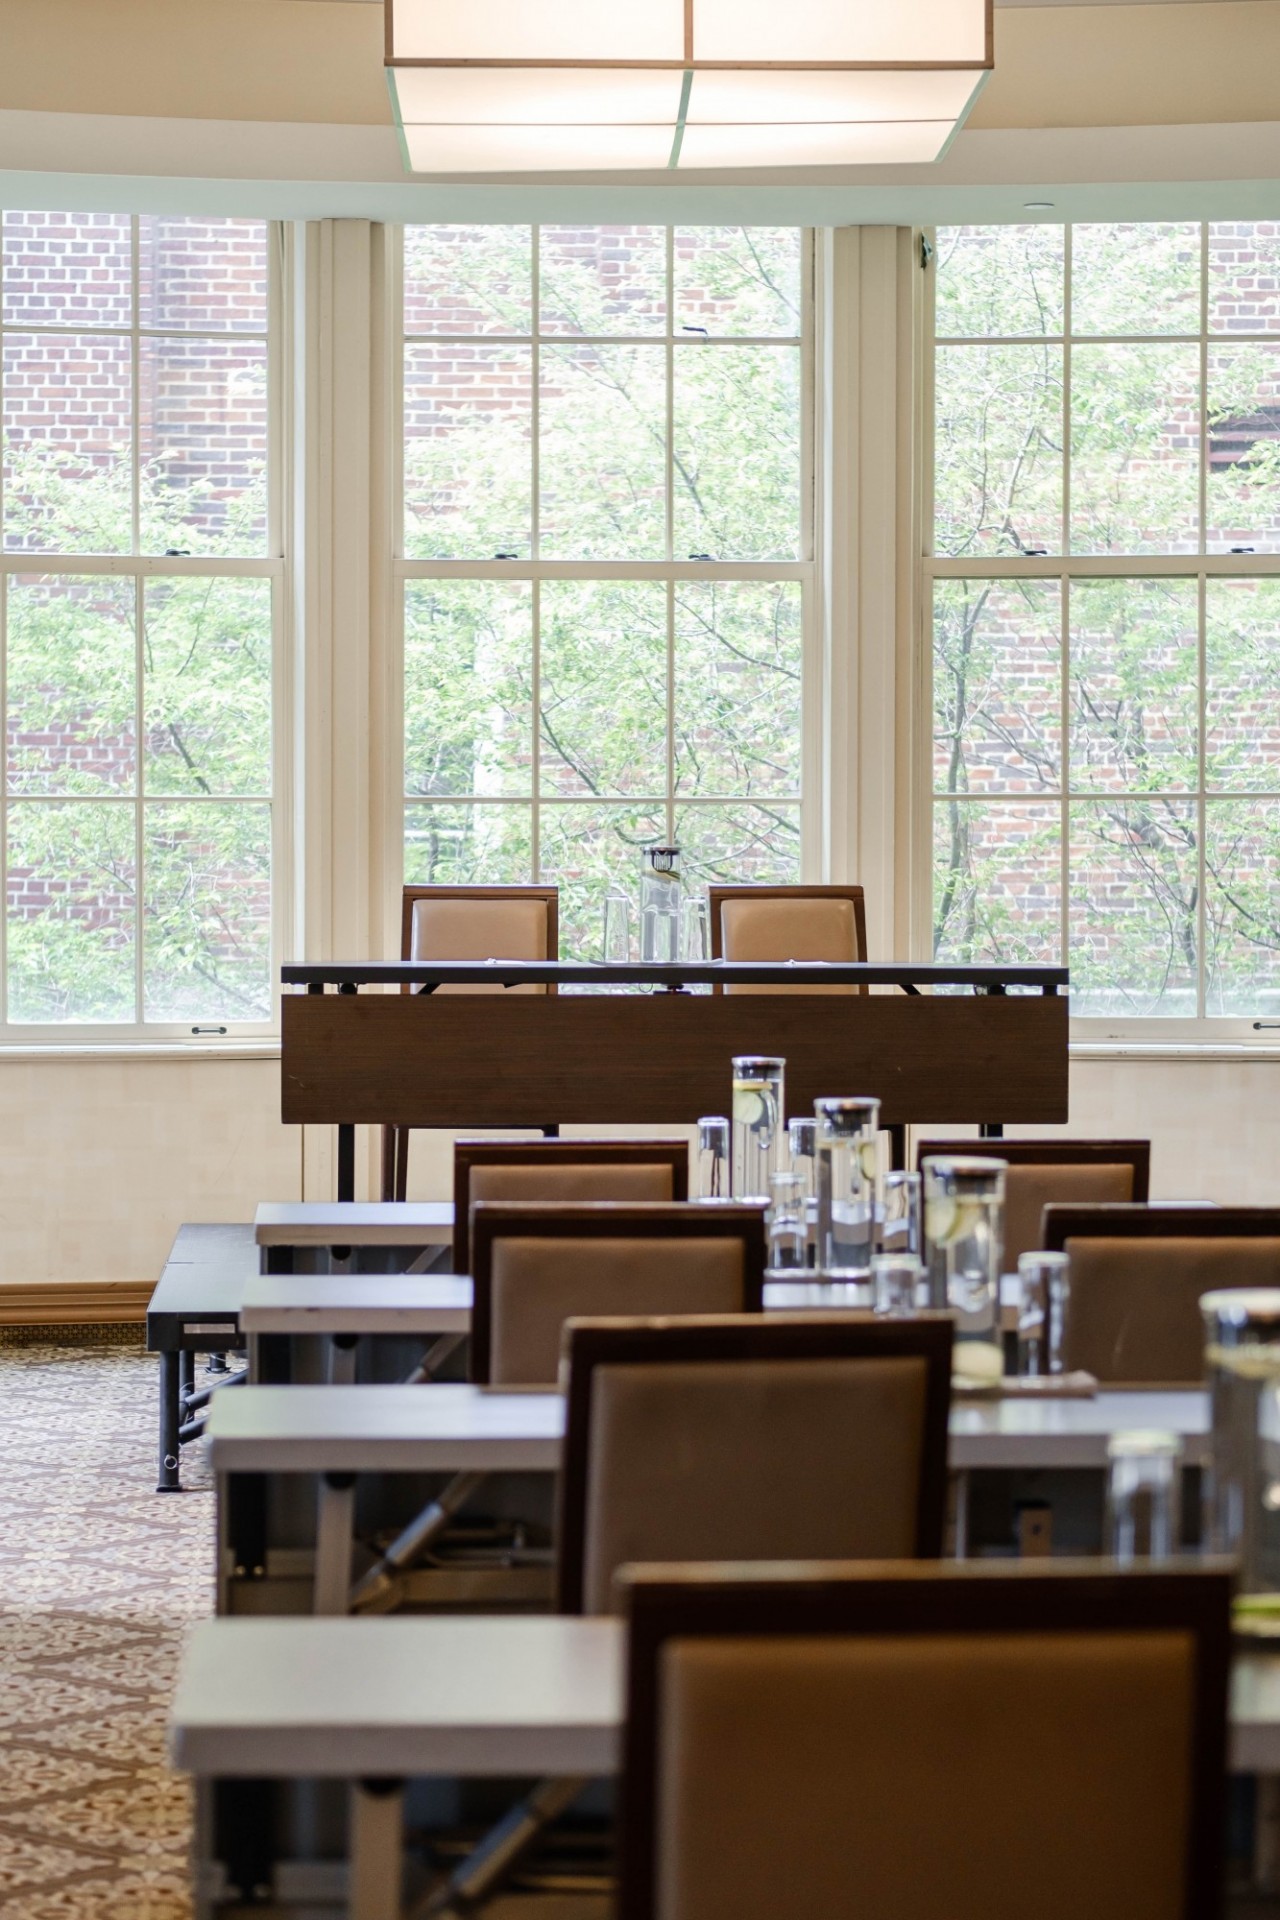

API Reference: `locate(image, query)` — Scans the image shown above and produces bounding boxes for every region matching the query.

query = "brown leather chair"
[451,1138,689,1273]
[916,1138,1151,1271]
[557,1314,953,1614]
[708,884,868,994]
[616,1560,1232,1920]
[468,1202,767,1386]
[382,885,559,1200]
[1042,1204,1280,1385]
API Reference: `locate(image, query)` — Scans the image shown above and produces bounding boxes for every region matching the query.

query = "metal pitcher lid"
[1201,1288,1280,1327]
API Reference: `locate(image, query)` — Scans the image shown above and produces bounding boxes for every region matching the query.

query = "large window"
[930,222,1280,1028]
[399,224,810,958]
[0,211,278,1034]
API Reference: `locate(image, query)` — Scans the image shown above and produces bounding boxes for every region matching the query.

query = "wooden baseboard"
[0,1281,151,1327]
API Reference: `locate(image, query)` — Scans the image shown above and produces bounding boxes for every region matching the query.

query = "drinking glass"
[1201,1287,1280,1591]
[1017,1251,1070,1377]
[1107,1431,1182,1563]
[695,1116,731,1202]
[880,1169,922,1259]
[731,1057,786,1204]
[766,1172,807,1272]
[814,1096,881,1295]
[923,1155,1006,1384]
[787,1116,819,1268]
[602,892,634,966]
[680,895,711,964]
[873,1253,923,1317]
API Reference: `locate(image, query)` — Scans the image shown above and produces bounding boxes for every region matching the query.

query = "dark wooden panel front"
[282,992,1068,1128]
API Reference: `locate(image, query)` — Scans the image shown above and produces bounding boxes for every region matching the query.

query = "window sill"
[0,1040,280,1062]
[1070,1041,1280,1063]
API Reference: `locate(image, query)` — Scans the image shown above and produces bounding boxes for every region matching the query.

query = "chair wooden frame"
[382,885,560,1201]
[450,1138,690,1272]
[556,1314,955,1614]
[706,885,869,994]
[616,1559,1234,1920]
[468,1201,767,1384]
[915,1138,1151,1200]
[1042,1204,1280,1252]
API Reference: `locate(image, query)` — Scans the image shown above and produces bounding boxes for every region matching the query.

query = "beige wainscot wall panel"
[0,1057,299,1285]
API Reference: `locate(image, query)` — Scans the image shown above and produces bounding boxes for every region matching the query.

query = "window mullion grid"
[1060,227,1073,975]
[1197,224,1210,1019]
[666,227,676,845]
[0,208,6,1032]
[530,225,541,882]
[131,216,145,1026]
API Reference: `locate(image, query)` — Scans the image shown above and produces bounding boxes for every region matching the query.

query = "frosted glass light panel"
[386,0,991,173]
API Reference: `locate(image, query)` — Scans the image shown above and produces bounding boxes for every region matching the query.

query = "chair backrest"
[401,885,558,996]
[708,886,867,995]
[468,1201,766,1386]
[915,1139,1151,1270]
[617,1559,1233,1920]
[558,1314,953,1614]
[1040,1205,1280,1384]
[451,1139,690,1271]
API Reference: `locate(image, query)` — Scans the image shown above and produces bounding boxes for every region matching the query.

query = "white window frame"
[922,218,1280,1046]
[391,224,822,903]
[0,214,290,1047]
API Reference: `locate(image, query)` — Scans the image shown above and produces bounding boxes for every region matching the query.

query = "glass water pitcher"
[923,1155,1007,1384]
[639,845,682,964]
[814,1095,881,1292]
[1202,1288,1280,1594]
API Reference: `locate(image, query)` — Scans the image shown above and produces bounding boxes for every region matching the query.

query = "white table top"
[208,1383,1210,1475]
[254,1202,454,1247]
[241,1273,473,1335]
[169,1613,1280,1777]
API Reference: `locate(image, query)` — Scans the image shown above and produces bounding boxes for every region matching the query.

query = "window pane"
[4,333,132,554]
[7,800,135,1021]
[673,228,801,338]
[934,343,1062,559]
[1071,223,1200,336]
[1069,799,1197,1014]
[1207,343,1280,553]
[1070,343,1200,554]
[3,210,132,329]
[404,225,531,335]
[538,803,664,959]
[8,575,135,795]
[404,802,533,888]
[540,581,667,796]
[144,578,272,797]
[933,799,1061,964]
[539,344,666,560]
[144,802,271,1020]
[1068,578,1198,793]
[1209,224,1280,335]
[935,225,1063,339]
[404,343,532,560]
[677,801,801,890]
[539,226,666,336]
[675,580,802,797]
[404,581,532,799]
[138,217,268,333]
[933,578,1060,796]
[673,344,801,560]
[138,338,268,555]
[1206,799,1280,1015]
[1206,578,1280,791]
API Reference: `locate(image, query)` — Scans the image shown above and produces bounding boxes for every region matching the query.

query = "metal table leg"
[158,1351,182,1492]
[349,1779,405,1920]
[338,1124,356,1202]
[314,1472,358,1614]
[328,1335,359,1385]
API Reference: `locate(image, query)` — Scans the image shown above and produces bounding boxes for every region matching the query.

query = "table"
[169,1613,1280,1920]
[256,1202,453,1269]
[146,1223,258,1492]
[281,960,1068,1199]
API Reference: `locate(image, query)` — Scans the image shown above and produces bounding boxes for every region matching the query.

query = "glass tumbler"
[731,1056,786,1205]
[880,1170,923,1259]
[873,1253,923,1317]
[680,895,711,964]
[766,1172,807,1273]
[1107,1430,1182,1563]
[1201,1287,1280,1593]
[1016,1251,1070,1378]
[695,1116,730,1202]
[787,1117,819,1267]
[923,1156,1006,1384]
[602,892,634,967]
[814,1096,881,1293]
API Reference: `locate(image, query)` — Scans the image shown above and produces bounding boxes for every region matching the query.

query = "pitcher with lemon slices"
[814,1096,881,1298]
[730,1056,786,1204]
[922,1156,1007,1384]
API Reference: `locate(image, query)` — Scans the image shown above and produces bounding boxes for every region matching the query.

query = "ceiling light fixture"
[385,0,992,173]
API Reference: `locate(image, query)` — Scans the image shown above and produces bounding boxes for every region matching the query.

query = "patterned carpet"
[0,1344,212,1918]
